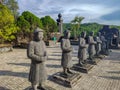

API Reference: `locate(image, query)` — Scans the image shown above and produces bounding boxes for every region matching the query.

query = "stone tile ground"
[0,43,120,90]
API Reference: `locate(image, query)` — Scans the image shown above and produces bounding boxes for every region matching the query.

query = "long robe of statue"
[78,32,87,66]
[27,27,47,90]
[61,30,73,68]
[88,32,96,60]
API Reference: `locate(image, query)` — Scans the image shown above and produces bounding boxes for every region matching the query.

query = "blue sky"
[17,0,120,25]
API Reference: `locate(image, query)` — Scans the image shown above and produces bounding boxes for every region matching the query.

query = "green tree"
[41,16,57,40]
[22,11,43,31]
[16,11,43,43]
[16,16,30,39]
[0,4,18,43]
[71,16,84,39]
[3,0,19,20]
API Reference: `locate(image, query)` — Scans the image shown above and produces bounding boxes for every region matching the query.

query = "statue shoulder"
[41,40,46,45]
[29,41,36,45]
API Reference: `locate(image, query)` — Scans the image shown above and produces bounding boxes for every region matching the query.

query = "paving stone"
[0,43,120,90]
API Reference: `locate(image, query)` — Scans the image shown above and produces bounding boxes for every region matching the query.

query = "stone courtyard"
[0,43,120,90]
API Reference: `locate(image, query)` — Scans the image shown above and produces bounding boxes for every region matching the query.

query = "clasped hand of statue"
[39,52,47,62]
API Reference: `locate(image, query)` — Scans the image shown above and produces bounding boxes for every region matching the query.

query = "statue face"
[34,32,43,41]
[38,32,43,41]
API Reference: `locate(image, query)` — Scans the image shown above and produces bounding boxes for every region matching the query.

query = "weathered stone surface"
[72,64,93,73]
[0,43,120,90]
[51,72,81,87]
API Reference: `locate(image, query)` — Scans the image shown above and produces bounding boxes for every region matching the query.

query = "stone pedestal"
[72,64,93,73]
[51,72,81,88]
[25,85,55,90]
[94,58,101,64]
[94,55,104,59]
[87,58,101,65]
[37,85,56,90]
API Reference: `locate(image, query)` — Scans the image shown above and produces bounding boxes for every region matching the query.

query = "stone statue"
[94,32,102,56]
[100,32,107,55]
[27,27,47,90]
[88,31,96,62]
[61,30,73,76]
[78,31,87,66]
[56,13,63,34]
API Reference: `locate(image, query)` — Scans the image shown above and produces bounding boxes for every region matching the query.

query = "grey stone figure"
[78,31,87,66]
[88,31,96,61]
[100,32,107,55]
[27,27,47,90]
[61,30,73,76]
[56,13,63,34]
[94,32,102,56]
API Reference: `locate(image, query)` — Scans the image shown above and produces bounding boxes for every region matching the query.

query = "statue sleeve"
[27,41,41,62]
[61,39,72,52]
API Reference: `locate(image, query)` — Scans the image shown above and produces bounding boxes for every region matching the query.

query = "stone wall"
[0,44,13,53]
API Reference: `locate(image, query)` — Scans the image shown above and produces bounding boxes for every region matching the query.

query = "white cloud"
[17,0,120,25]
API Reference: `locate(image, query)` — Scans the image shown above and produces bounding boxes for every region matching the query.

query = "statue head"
[81,31,86,38]
[34,27,44,41]
[58,13,62,18]
[90,31,94,36]
[64,30,71,39]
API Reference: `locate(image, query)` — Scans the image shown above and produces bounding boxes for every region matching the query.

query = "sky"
[17,0,120,25]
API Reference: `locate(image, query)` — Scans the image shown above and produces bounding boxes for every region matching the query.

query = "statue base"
[94,58,101,64]
[37,85,56,90]
[25,85,55,90]
[87,59,97,65]
[72,64,93,73]
[51,72,81,87]
[94,55,104,59]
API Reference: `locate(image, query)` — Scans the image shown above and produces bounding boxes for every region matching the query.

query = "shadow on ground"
[46,64,61,68]
[99,76,120,80]
[0,70,28,78]
[107,71,120,74]
[0,87,10,90]
[48,57,60,61]
[8,63,61,69]
[8,63,30,67]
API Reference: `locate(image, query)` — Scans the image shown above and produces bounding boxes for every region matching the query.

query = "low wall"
[0,44,13,53]
[45,40,56,46]
[70,40,79,45]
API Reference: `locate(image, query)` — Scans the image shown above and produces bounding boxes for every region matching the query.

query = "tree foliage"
[0,4,18,43]
[63,23,120,38]
[71,16,84,39]
[41,16,57,39]
[16,11,43,42]
[3,0,19,20]
[22,11,43,30]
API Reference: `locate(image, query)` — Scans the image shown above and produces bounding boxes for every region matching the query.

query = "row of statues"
[27,27,110,90]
